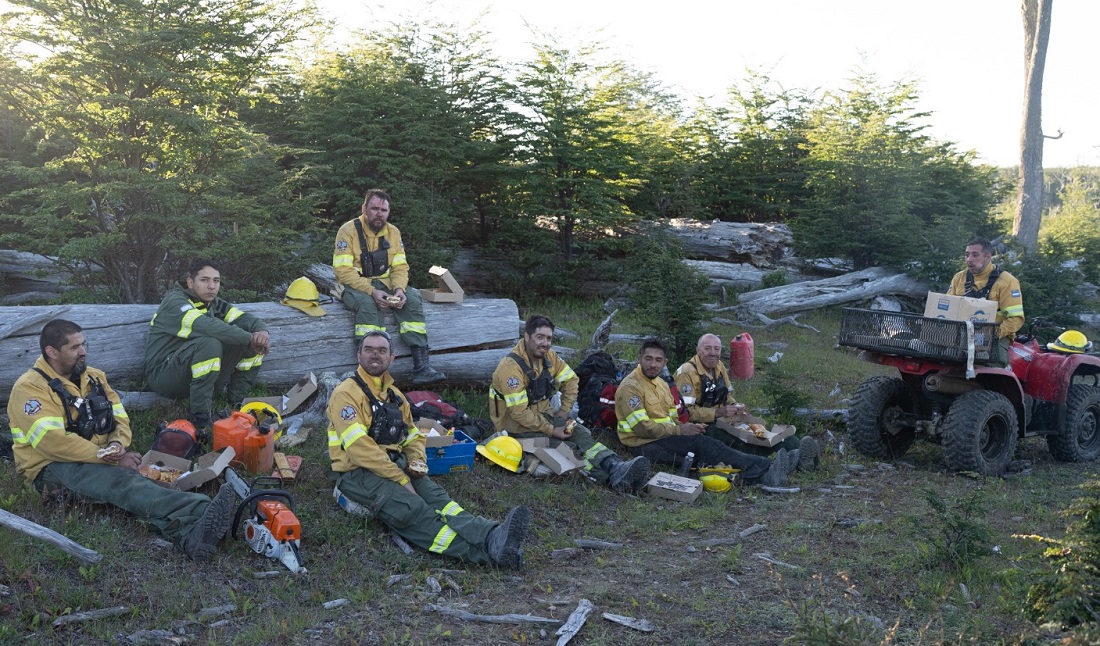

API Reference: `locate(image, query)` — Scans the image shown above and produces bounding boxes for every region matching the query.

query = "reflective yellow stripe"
[401,427,422,447]
[149,313,158,327]
[504,390,528,407]
[399,321,426,335]
[1001,305,1024,317]
[355,324,386,336]
[9,426,26,443]
[235,355,263,371]
[440,501,464,516]
[555,364,577,385]
[191,357,221,379]
[333,254,354,267]
[340,423,367,447]
[620,408,649,433]
[429,525,457,554]
[327,427,341,447]
[391,253,407,267]
[112,403,128,419]
[379,269,391,278]
[224,307,244,323]
[179,309,203,339]
[584,443,606,462]
[653,416,672,424]
[26,417,64,448]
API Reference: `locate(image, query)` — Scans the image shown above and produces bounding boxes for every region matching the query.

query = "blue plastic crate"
[425,430,475,475]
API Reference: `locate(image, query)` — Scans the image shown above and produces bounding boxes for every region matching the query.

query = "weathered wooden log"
[685,259,808,290]
[736,267,928,317]
[0,250,82,297]
[0,508,104,565]
[424,604,562,625]
[602,613,655,632]
[666,219,794,267]
[0,298,519,407]
[52,605,130,627]
[555,599,595,646]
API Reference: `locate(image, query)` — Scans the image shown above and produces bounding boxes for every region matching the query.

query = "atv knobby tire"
[942,390,1018,476]
[1047,385,1100,462]
[848,376,918,459]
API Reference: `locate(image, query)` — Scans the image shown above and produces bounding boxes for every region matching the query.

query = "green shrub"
[914,488,991,571]
[760,268,790,289]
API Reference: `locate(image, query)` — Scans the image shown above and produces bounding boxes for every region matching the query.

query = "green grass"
[1,299,1098,643]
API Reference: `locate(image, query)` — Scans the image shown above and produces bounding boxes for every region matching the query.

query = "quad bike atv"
[839,309,1100,476]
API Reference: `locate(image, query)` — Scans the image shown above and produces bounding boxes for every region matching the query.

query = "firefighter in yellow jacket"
[489,315,650,493]
[327,331,529,568]
[674,333,820,469]
[332,188,443,384]
[948,237,1024,365]
[9,319,236,560]
[616,338,798,486]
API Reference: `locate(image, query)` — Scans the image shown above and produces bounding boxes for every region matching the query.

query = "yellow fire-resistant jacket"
[615,365,681,447]
[326,367,425,486]
[144,283,266,373]
[488,341,578,435]
[7,357,131,484]
[332,217,410,293]
[948,263,1025,339]
[674,355,735,425]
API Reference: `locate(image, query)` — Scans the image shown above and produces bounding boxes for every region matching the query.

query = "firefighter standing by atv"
[948,237,1025,365]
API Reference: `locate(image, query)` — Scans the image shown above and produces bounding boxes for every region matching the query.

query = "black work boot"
[486,505,530,569]
[760,449,791,487]
[604,455,651,494]
[410,345,446,385]
[182,484,236,560]
[797,437,822,471]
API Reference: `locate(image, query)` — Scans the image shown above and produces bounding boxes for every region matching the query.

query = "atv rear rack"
[838,308,1000,364]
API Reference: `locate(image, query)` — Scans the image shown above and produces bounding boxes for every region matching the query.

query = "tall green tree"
[1042,172,1100,282]
[0,0,317,302]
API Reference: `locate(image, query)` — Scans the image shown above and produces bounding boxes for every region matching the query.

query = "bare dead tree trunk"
[1013,0,1053,253]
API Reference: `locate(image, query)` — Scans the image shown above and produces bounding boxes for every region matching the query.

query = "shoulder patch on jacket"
[628,395,641,409]
[506,376,520,390]
[680,384,693,395]
[1011,290,1020,297]
[24,399,41,415]
[340,405,357,422]
[337,240,348,250]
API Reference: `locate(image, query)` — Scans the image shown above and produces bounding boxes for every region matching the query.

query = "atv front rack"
[838,308,1000,364]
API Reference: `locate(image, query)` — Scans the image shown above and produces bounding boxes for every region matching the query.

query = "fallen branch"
[754,552,799,570]
[0,508,103,565]
[584,309,619,356]
[53,605,130,627]
[424,604,561,625]
[385,574,412,588]
[555,598,595,646]
[602,612,655,632]
[758,485,800,494]
[551,547,585,559]
[697,538,739,548]
[390,531,414,555]
[739,523,767,538]
[753,313,821,333]
[574,538,622,550]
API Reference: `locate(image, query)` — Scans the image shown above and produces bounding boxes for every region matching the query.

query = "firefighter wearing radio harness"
[488,315,651,493]
[8,319,237,560]
[326,331,529,568]
[947,237,1024,366]
[333,188,444,385]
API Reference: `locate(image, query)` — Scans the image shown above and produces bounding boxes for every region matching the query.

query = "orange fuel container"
[213,411,275,473]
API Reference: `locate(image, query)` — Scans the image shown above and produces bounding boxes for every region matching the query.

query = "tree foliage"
[0,0,318,302]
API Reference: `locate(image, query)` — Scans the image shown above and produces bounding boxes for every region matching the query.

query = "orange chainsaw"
[225,468,305,573]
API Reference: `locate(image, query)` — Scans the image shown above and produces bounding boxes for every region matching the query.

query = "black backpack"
[575,352,621,428]
[405,390,493,441]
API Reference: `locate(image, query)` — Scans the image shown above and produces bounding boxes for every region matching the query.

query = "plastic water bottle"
[333,485,370,517]
[678,452,695,477]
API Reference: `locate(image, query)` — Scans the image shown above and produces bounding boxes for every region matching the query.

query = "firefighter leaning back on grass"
[144,258,269,431]
[9,319,236,560]
[332,188,444,384]
[616,337,800,487]
[327,331,530,568]
[947,236,1024,366]
[674,333,820,470]
[488,315,651,493]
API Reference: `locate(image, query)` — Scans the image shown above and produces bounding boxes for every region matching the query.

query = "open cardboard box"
[140,447,235,491]
[531,445,586,475]
[243,372,318,419]
[417,418,458,448]
[923,292,998,323]
[715,412,796,448]
[420,265,465,303]
[645,472,703,503]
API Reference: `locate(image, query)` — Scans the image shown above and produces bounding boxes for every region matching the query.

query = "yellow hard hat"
[240,401,282,426]
[700,474,732,493]
[1048,330,1092,354]
[281,277,325,317]
[476,435,523,473]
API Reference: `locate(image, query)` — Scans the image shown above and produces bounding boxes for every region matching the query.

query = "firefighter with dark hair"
[144,259,269,430]
[9,319,236,560]
[333,188,444,385]
[948,236,1024,365]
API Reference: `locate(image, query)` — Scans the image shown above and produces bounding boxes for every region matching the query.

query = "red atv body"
[841,309,1100,475]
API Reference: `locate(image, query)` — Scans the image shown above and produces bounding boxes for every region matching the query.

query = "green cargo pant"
[334,465,496,564]
[342,282,428,348]
[146,336,262,416]
[705,423,801,457]
[511,415,615,482]
[36,462,212,548]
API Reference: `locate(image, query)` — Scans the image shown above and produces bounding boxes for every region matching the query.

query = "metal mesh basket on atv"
[838,308,1000,364]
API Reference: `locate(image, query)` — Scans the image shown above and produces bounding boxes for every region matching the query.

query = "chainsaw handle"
[231,489,295,539]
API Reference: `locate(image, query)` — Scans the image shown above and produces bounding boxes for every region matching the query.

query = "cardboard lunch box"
[420,265,465,303]
[645,472,703,503]
[514,436,586,475]
[139,447,236,491]
[922,292,998,324]
[715,413,796,448]
[242,372,318,419]
[417,420,475,475]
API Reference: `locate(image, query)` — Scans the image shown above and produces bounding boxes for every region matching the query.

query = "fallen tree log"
[666,219,794,267]
[0,298,519,407]
[685,259,808,291]
[0,508,103,565]
[735,267,928,318]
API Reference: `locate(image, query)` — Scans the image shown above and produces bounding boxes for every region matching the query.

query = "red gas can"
[729,332,755,380]
[213,411,275,473]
